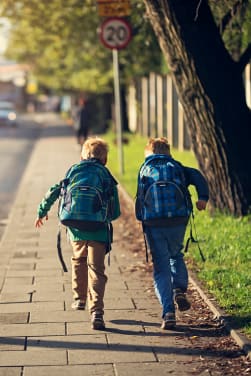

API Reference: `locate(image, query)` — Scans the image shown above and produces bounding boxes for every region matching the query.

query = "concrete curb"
[119,183,251,359]
[189,273,251,359]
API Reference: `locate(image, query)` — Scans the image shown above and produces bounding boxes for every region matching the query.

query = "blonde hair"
[145,137,171,156]
[81,137,108,165]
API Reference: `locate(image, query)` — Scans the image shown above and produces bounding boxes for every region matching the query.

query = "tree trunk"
[143,0,251,216]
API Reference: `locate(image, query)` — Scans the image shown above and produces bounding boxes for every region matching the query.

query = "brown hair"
[145,137,171,156]
[81,137,108,165]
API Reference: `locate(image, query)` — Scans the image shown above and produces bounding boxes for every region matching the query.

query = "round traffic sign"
[100,17,132,50]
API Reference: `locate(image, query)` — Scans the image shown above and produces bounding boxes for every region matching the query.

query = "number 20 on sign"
[100,17,132,50]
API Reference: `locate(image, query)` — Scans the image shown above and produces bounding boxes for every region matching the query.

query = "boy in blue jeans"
[136,138,209,329]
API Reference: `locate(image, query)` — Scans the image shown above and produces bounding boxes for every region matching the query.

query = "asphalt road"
[0,113,42,239]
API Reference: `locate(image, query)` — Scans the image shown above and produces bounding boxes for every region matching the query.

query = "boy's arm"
[184,167,209,210]
[35,183,61,226]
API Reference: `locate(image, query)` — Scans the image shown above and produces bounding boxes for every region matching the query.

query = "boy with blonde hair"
[136,137,209,329]
[35,137,120,330]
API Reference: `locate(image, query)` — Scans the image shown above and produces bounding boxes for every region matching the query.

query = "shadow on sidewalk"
[0,332,241,359]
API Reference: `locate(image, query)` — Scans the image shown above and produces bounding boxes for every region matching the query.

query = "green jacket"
[37,172,120,244]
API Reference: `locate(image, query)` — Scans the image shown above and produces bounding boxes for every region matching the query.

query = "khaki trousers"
[71,240,107,314]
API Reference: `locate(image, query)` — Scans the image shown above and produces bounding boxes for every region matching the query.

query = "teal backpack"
[58,158,117,231]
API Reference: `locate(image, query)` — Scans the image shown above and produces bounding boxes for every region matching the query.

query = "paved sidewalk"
[0,115,249,376]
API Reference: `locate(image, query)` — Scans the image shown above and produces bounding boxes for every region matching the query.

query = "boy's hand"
[35,215,48,228]
[196,200,207,211]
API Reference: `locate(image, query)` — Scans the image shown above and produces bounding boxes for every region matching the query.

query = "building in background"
[0,59,28,110]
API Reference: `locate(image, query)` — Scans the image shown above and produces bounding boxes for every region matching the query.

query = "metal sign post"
[97,0,132,175]
[99,17,132,175]
[112,48,124,175]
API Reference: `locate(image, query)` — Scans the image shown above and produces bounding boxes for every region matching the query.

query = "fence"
[127,63,251,150]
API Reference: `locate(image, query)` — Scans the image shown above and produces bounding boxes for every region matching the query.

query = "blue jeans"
[145,225,188,317]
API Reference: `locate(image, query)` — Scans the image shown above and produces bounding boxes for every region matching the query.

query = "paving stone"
[32,284,64,292]
[15,241,39,248]
[125,281,153,290]
[68,348,156,364]
[0,337,25,350]
[106,279,127,290]
[30,310,89,323]
[35,263,62,270]
[6,270,62,277]
[13,251,37,258]
[34,277,65,284]
[0,293,31,303]
[26,334,107,350]
[0,302,64,313]
[0,262,6,271]
[107,332,155,349]
[0,368,22,376]
[0,285,35,294]
[0,277,4,289]
[103,309,160,325]
[0,350,67,366]
[115,362,210,376]
[0,242,15,250]
[97,290,130,298]
[9,259,37,266]
[66,322,101,335]
[66,321,145,336]
[0,312,28,324]
[154,340,216,362]
[17,232,39,239]
[133,298,160,309]
[70,298,135,311]
[23,364,115,376]
[0,323,65,337]
[3,277,33,286]
[7,263,35,270]
[32,291,71,302]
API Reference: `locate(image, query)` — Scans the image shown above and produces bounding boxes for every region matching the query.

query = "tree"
[143,0,251,216]
[0,0,164,131]
[0,0,163,92]
[0,0,113,92]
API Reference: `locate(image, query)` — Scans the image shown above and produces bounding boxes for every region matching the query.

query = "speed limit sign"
[100,17,132,50]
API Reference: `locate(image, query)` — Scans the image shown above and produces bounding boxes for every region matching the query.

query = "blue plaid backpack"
[58,159,117,231]
[135,155,193,227]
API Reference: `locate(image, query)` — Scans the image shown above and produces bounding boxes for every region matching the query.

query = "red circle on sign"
[100,17,132,50]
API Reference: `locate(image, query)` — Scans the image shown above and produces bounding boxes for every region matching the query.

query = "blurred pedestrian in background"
[74,98,89,146]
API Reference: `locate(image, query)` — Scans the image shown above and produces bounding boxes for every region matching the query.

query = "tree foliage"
[0,0,163,93]
[209,0,251,59]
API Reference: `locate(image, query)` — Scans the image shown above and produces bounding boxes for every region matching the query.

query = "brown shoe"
[91,312,105,330]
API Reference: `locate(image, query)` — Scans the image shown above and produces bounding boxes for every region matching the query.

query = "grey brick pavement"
[0,115,248,375]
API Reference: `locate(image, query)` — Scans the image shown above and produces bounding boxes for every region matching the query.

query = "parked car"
[0,101,18,127]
